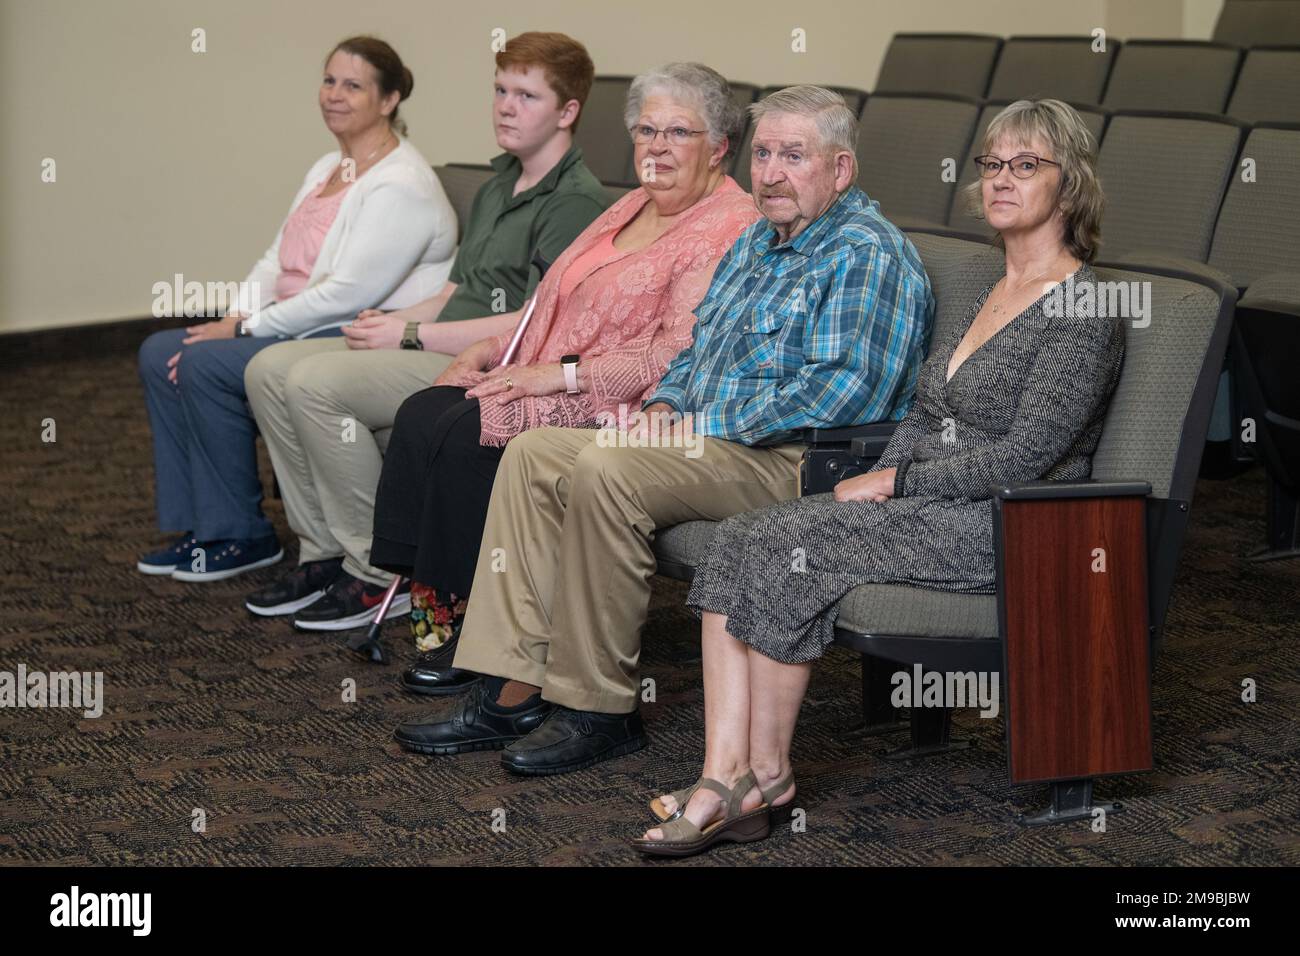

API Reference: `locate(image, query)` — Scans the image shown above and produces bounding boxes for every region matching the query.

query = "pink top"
[556,232,619,306]
[443,176,762,447]
[273,179,351,302]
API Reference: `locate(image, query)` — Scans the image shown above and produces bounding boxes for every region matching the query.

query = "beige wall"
[0,0,1216,334]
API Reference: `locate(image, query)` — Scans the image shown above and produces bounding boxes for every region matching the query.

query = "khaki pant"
[453,427,805,713]
[244,339,453,585]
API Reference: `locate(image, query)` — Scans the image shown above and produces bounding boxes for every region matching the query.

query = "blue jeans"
[138,326,344,542]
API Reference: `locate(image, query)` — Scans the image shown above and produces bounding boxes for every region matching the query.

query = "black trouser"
[370,386,505,594]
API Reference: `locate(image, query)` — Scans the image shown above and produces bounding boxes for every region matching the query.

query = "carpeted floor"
[1,343,1297,866]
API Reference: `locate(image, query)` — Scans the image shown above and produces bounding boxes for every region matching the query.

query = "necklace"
[990,265,1053,314]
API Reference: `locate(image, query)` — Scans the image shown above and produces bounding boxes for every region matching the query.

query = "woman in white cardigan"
[137,36,456,582]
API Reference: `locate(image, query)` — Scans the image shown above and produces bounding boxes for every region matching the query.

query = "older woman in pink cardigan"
[368,63,761,677]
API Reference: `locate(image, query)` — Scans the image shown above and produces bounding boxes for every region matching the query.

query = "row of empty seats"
[575,43,1299,188]
[563,85,1299,295]
[875,35,1300,122]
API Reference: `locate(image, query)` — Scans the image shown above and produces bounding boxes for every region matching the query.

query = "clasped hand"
[833,468,897,503]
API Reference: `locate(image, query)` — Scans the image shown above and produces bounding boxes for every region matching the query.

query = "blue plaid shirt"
[647,186,934,445]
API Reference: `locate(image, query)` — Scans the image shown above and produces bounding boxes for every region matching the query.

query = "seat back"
[575,76,635,185]
[434,164,494,243]
[1214,0,1300,45]
[1227,47,1300,123]
[1097,111,1244,261]
[855,93,981,226]
[1091,260,1236,642]
[1208,124,1300,289]
[1102,40,1242,113]
[902,232,1004,349]
[946,101,1108,238]
[987,36,1119,103]
[875,33,1002,97]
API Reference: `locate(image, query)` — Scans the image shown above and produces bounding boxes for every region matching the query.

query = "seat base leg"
[844,653,910,738]
[1016,779,1124,826]
[1249,478,1300,563]
[880,705,968,760]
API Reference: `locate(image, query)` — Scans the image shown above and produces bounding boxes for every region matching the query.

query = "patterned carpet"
[0,342,1297,866]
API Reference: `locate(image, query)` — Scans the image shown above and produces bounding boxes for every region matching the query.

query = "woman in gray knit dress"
[635,99,1125,857]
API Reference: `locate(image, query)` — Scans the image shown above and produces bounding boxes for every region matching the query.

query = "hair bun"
[401,66,414,100]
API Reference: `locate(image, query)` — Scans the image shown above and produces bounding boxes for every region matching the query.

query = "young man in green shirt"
[242,31,611,630]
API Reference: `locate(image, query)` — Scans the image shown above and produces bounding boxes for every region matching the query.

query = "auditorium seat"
[1207,124,1300,291]
[434,164,494,242]
[1095,111,1245,261]
[729,81,760,112]
[946,100,1108,239]
[1213,0,1300,46]
[1102,40,1242,114]
[653,232,1237,822]
[1227,47,1300,123]
[987,35,1119,103]
[854,92,981,227]
[732,86,869,188]
[875,33,1002,98]
[1232,273,1300,560]
[575,75,636,186]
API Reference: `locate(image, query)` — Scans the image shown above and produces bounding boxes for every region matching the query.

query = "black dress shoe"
[501,707,647,776]
[393,682,554,756]
[398,632,482,697]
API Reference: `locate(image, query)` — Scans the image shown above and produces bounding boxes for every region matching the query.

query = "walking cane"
[347,252,552,663]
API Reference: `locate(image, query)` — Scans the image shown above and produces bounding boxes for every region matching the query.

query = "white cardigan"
[238,137,457,338]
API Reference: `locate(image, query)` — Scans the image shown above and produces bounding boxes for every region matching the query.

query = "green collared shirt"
[439,144,611,323]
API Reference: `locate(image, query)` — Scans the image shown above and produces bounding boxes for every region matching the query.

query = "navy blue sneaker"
[136,532,199,576]
[170,536,283,583]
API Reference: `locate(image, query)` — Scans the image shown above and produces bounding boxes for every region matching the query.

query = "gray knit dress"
[685,265,1125,663]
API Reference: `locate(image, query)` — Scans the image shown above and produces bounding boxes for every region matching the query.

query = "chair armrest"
[994,477,1155,783]
[798,422,898,497]
[801,421,898,445]
[994,479,1152,501]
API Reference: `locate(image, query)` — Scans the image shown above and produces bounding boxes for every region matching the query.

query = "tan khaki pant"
[453,427,805,713]
[244,339,453,585]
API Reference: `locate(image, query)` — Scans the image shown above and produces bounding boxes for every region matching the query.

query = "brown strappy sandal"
[632,770,770,858]
[649,778,704,824]
[651,770,797,825]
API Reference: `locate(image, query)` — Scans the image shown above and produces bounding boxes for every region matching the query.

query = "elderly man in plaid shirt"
[394,86,934,773]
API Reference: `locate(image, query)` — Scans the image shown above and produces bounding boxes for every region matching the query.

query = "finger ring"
[505,378,514,389]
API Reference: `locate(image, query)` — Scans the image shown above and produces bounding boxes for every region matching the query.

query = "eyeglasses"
[973,153,1062,179]
[629,124,708,146]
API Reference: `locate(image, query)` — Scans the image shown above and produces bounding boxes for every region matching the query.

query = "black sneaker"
[245,557,344,617]
[293,572,410,632]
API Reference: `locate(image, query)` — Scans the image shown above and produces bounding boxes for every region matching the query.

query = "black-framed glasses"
[973,153,1062,179]
[629,124,708,146]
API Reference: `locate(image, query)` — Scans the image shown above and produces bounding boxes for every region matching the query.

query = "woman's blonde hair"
[961,99,1105,263]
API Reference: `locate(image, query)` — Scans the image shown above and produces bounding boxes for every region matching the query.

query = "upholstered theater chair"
[652,231,1236,825]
